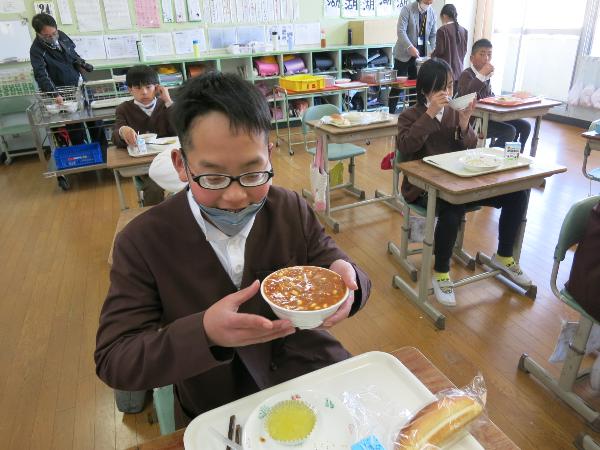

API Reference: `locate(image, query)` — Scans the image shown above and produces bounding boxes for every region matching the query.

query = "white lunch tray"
[423,147,534,178]
[183,351,484,450]
[127,136,180,158]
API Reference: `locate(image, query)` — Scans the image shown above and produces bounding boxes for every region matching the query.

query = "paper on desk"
[141,33,174,57]
[74,0,102,32]
[103,0,132,30]
[173,29,206,54]
[104,34,138,59]
[71,35,107,60]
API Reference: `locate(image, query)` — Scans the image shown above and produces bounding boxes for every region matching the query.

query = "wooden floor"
[1,120,599,449]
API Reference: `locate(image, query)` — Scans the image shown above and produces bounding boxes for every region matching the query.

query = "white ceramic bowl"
[459,153,503,172]
[138,133,158,142]
[335,78,351,84]
[45,103,61,114]
[61,101,79,113]
[261,266,349,330]
[448,92,476,111]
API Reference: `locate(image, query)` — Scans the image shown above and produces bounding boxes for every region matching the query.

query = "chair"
[387,149,479,282]
[575,433,600,450]
[0,96,35,164]
[151,385,176,435]
[300,104,367,203]
[519,195,600,431]
[583,119,600,195]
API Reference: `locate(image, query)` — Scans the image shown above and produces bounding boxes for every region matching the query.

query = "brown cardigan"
[566,201,600,320]
[431,23,468,81]
[112,99,176,148]
[95,186,371,426]
[396,104,477,202]
[457,67,494,99]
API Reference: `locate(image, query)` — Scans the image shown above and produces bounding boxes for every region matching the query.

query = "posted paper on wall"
[360,0,376,16]
[174,0,187,23]
[324,0,340,18]
[293,22,320,46]
[104,0,132,30]
[186,0,201,21]
[56,0,73,24]
[207,27,236,50]
[74,0,103,32]
[376,0,394,16]
[104,34,139,59]
[34,2,55,18]
[342,0,359,18]
[172,29,207,54]
[236,26,265,45]
[0,0,25,14]
[136,0,161,27]
[161,0,174,22]
[141,33,174,57]
[71,35,107,60]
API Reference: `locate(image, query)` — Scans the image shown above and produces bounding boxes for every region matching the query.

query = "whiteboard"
[0,20,32,63]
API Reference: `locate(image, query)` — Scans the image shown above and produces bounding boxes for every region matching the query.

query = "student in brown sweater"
[96,73,371,426]
[457,39,531,150]
[397,58,531,306]
[431,4,468,90]
[112,65,176,205]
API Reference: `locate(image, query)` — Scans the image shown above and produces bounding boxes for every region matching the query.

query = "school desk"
[126,347,518,450]
[305,116,402,233]
[471,99,561,157]
[395,158,566,329]
[107,146,156,210]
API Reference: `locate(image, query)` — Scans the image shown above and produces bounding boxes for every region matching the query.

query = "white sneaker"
[490,254,532,286]
[432,276,456,307]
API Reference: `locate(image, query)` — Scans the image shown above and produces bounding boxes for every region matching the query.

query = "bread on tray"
[395,394,483,449]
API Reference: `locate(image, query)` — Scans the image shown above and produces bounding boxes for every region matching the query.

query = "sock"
[495,254,514,266]
[434,271,450,282]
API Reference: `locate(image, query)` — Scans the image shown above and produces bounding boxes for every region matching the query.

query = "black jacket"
[29,30,87,92]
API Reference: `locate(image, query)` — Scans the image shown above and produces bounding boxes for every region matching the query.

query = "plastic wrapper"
[343,375,487,450]
[310,137,328,212]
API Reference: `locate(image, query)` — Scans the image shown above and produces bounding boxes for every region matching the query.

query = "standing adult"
[431,4,468,91]
[29,13,102,147]
[389,0,437,113]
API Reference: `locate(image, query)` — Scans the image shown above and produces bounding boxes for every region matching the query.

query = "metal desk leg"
[530,116,542,157]
[392,185,445,329]
[113,169,128,210]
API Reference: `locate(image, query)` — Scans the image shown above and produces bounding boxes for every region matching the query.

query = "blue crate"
[54,142,103,170]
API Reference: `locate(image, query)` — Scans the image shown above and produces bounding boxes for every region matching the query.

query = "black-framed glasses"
[190,169,274,190]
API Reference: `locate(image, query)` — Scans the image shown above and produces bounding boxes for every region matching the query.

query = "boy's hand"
[409,46,420,58]
[426,91,449,119]
[203,280,296,348]
[119,126,137,146]
[480,63,494,77]
[54,95,64,105]
[156,85,172,104]
[320,259,358,328]
[458,99,477,131]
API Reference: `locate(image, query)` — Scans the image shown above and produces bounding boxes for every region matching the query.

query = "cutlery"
[209,426,242,450]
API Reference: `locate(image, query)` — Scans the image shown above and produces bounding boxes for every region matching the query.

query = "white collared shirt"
[134,98,157,116]
[471,65,492,83]
[425,100,444,122]
[186,189,256,289]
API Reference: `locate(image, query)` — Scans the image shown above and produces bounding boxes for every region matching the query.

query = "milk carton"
[136,135,147,155]
[504,141,520,160]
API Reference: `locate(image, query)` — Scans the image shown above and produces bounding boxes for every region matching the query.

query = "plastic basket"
[280,75,325,92]
[54,142,103,170]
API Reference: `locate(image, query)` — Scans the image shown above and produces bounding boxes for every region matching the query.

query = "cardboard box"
[348,19,397,45]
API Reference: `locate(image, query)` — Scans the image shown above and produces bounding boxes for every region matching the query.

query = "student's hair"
[32,13,57,33]
[440,4,461,46]
[170,72,271,151]
[125,65,160,88]
[471,38,493,55]
[416,58,452,105]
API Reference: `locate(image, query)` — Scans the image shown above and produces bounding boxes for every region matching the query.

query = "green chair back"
[589,119,600,131]
[0,96,34,115]
[554,195,600,263]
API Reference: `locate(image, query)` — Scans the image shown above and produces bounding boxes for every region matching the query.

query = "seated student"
[112,65,175,206]
[397,58,531,306]
[457,39,531,150]
[95,72,371,427]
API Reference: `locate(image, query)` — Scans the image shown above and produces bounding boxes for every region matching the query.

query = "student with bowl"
[95,72,371,427]
[396,58,531,306]
[112,65,175,205]
[457,39,531,150]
